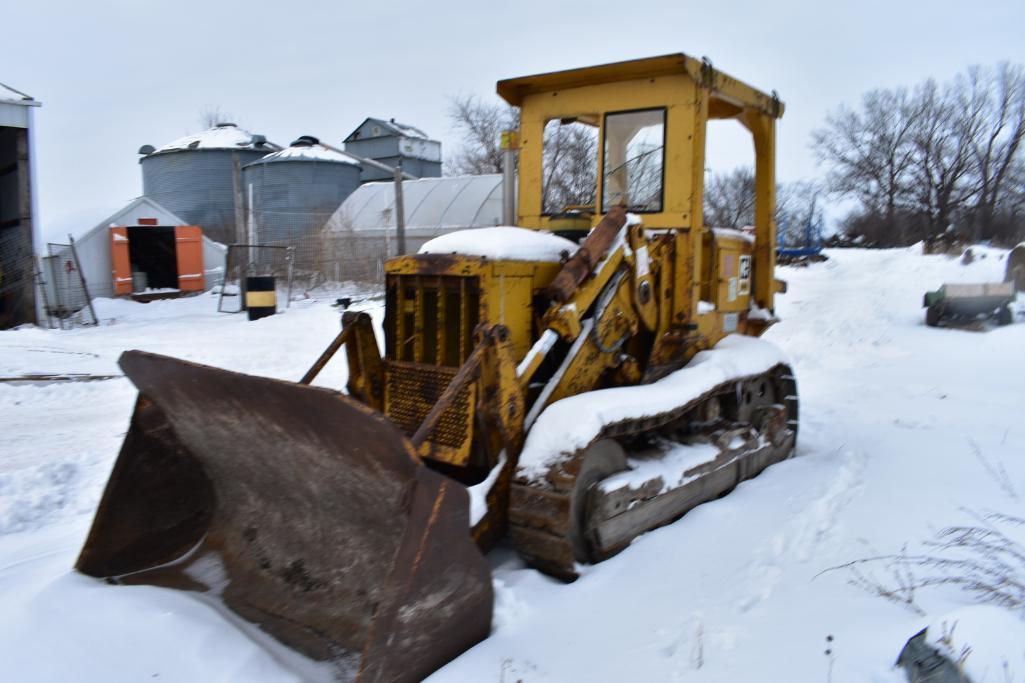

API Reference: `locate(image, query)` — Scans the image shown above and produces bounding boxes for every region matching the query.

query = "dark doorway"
[0,126,35,329]
[127,226,178,290]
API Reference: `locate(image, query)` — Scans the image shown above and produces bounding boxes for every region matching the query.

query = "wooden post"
[247,182,257,270]
[232,154,246,246]
[33,256,55,329]
[393,165,407,256]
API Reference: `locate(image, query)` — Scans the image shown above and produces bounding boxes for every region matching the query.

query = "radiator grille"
[385,274,479,367]
[386,362,473,450]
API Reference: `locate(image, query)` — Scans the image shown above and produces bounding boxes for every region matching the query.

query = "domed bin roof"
[140,123,280,157]
[246,136,361,167]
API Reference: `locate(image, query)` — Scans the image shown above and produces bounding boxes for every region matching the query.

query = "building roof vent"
[138,144,156,155]
[291,135,320,147]
[214,122,237,128]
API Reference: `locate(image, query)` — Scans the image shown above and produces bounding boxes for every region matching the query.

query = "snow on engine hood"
[418,227,578,262]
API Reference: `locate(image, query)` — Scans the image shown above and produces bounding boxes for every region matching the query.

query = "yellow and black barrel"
[245,276,277,321]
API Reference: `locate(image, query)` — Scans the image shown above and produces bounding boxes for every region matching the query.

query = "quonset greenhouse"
[322,174,506,280]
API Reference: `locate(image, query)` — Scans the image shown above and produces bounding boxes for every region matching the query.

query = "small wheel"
[925,305,942,327]
[569,440,627,564]
[997,305,1013,326]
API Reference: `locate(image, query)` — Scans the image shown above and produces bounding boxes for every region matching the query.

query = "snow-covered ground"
[1,247,1023,682]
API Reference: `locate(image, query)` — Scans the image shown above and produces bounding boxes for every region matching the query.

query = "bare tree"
[704,167,821,246]
[813,62,1025,246]
[445,94,519,175]
[776,179,823,247]
[198,105,237,129]
[446,94,598,213]
[961,64,1025,241]
[541,120,597,213]
[812,88,922,243]
[908,78,980,236]
[704,167,755,228]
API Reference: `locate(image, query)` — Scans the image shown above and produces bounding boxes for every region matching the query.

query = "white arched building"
[322,174,505,278]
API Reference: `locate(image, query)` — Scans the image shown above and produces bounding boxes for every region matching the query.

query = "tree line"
[814,63,1025,246]
[446,61,1025,247]
[446,96,597,214]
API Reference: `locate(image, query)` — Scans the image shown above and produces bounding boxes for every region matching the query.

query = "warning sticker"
[739,255,751,280]
[728,277,738,302]
[738,255,752,296]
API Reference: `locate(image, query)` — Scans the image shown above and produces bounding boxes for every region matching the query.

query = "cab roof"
[497,53,784,119]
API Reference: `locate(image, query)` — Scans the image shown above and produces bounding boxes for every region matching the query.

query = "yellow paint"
[500,130,519,150]
[370,53,785,475]
[499,52,783,316]
[245,291,276,308]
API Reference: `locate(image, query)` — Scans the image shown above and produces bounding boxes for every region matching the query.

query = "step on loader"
[78,54,797,682]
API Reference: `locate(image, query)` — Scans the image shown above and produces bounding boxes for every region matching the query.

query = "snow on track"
[1,248,1024,682]
[517,334,789,481]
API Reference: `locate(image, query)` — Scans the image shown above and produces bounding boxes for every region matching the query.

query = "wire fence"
[252,209,392,286]
[28,207,406,325]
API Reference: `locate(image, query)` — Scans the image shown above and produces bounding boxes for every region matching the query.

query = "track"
[508,364,798,579]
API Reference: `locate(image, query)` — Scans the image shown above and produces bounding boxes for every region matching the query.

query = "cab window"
[601,108,666,213]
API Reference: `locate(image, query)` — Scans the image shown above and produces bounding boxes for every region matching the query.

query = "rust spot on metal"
[78,350,491,683]
[547,207,627,303]
[405,253,486,276]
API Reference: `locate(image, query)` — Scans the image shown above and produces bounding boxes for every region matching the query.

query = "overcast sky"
[6,0,1025,240]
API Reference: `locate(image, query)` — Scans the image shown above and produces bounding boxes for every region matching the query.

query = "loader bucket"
[76,351,492,683]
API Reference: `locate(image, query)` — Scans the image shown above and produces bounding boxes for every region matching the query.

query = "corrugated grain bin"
[139,123,278,244]
[242,136,362,244]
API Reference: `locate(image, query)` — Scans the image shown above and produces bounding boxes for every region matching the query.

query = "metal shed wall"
[344,120,443,182]
[355,155,442,182]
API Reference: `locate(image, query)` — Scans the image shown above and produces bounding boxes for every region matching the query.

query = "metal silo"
[242,135,362,245]
[139,123,278,244]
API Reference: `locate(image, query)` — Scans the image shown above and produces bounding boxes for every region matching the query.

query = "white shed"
[43,196,226,310]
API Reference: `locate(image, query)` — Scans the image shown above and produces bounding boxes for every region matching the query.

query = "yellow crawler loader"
[77,54,797,682]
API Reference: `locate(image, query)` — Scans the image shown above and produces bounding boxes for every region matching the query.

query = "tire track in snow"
[737,447,867,613]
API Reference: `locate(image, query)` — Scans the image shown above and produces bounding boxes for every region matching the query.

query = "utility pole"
[393,164,407,256]
[317,141,416,256]
[231,153,246,245]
